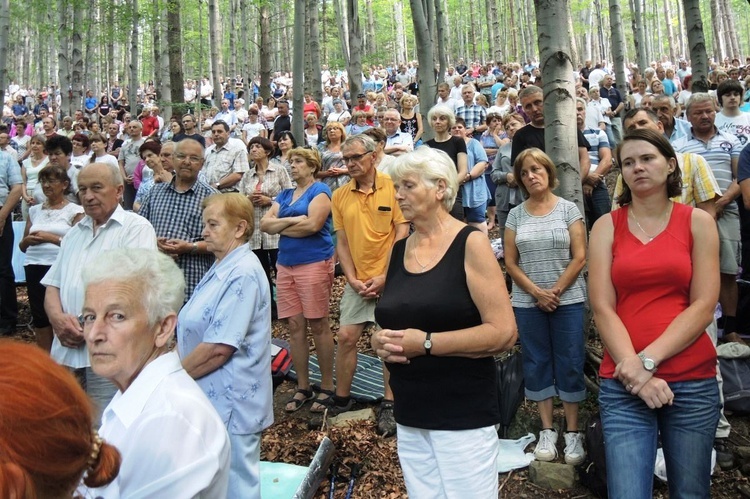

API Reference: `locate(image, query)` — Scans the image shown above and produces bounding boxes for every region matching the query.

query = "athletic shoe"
[534,429,559,462]
[564,432,586,465]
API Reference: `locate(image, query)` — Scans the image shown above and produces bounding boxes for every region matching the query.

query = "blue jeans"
[585,182,611,229]
[514,303,585,402]
[599,377,720,499]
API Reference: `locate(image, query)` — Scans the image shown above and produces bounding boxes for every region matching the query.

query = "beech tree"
[682,0,708,91]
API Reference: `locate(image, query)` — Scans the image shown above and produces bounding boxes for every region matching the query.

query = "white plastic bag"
[496,432,536,473]
[654,447,716,482]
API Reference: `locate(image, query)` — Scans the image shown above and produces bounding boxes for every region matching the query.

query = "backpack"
[271,338,292,392]
[577,413,608,498]
[719,355,750,414]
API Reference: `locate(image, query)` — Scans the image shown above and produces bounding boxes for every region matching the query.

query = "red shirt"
[599,203,716,382]
[141,115,159,137]
[353,104,374,125]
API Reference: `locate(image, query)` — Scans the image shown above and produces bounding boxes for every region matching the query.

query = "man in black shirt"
[174,114,206,147]
[270,100,292,144]
[510,86,590,175]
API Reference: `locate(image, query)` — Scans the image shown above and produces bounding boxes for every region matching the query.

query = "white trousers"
[396,424,499,499]
[229,432,262,499]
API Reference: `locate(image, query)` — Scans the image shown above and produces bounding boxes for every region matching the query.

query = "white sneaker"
[564,432,586,465]
[534,429,559,462]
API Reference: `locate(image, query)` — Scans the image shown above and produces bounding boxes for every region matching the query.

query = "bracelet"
[191,242,198,254]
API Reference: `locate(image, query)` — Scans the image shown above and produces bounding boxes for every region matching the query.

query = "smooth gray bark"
[682,0,709,92]
[0,0,8,111]
[292,0,305,141]
[346,0,363,97]
[167,0,184,109]
[128,0,138,114]
[608,0,627,112]
[308,0,323,104]
[408,0,436,141]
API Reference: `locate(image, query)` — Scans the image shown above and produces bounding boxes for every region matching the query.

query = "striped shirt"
[673,128,740,214]
[203,137,250,190]
[506,198,586,308]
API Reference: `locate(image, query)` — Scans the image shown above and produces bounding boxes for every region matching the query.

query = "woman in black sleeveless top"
[373,147,517,498]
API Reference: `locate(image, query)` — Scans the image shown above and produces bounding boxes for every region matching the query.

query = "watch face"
[424,339,432,349]
[643,358,655,371]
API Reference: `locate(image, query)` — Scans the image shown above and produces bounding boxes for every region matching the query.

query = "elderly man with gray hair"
[79,249,230,498]
[42,162,157,421]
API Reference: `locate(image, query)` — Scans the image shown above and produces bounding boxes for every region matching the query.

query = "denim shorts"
[599,377,720,499]
[463,202,488,223]
[514,303,586,402]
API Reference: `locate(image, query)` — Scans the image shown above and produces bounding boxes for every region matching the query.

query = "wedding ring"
[627,383,633,390]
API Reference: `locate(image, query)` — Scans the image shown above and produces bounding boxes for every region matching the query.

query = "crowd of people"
[0,53,749,498]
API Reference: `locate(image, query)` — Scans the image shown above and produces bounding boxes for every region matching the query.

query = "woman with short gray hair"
[372,146,517,498]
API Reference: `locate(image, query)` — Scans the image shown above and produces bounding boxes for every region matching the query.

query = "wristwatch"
[424,332,432,356]
[638,352,658,373]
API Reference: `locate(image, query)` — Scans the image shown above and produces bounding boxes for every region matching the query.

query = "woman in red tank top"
[589,129,720,499]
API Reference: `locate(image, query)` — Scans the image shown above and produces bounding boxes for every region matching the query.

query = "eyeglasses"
[342,151,372,164]
[174,153,203,164]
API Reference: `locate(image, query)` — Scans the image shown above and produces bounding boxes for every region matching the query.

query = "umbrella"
[496,350,525,438]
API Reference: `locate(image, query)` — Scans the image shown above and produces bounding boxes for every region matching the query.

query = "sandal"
[310,388,336,413]
[285,388,314,413]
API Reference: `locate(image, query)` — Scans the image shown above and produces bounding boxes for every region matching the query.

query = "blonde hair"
[202,193,255,242]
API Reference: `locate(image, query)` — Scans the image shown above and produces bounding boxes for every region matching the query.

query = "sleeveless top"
[599,203,716,382]
[400,114,419,142]
[375,226,500,430]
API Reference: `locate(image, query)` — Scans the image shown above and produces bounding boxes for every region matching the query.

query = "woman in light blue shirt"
[177,193,273,499]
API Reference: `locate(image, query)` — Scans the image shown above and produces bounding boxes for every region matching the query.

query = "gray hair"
[389,146,458,211]
[82,249,186,327]
[342,134,377,153]
[575,97,587,109]
[426,104,456,128]
[81,162,124,187]
[685,92,716,115]
[518,85,543,101]
[652,94,677,109]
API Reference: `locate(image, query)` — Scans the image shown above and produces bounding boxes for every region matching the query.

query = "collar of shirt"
[212,244,251,281]
[102,351,183,429]
[349,170,383,192]
[78,204,128,231]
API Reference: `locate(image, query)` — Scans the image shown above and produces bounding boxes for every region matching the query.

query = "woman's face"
[505,118,524,140]
[327,126,342,141]
[90,140,105,154]
[289,155,315,182]
[202,203,243,258]
[248,142,269,161]
[619,139,674,194]
[520,156,551,195]
[651,80,663,93]
[30,140,43,154]
[394,173,438,220]
[40,176,68,201]
[638,81,647,92]
[306,116,318,127]
[431,114,449,133]
[171,122,181,133]
[72,139,86,154]
[356,115,367,125]
[268,98,276,108]
[334,102,343,112]
[451,123,467,138]
[278,134,292,151]
[402,98,413,110]
[141,150,161,170]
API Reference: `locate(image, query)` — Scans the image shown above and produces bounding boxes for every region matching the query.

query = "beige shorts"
[339,283,378,326]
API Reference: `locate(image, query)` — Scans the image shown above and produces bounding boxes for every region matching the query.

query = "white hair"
[389,146,458,211]
[82,249,186,326]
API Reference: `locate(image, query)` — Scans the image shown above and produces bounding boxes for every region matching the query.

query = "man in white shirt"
[715,79,750,149]
[436,82,458,113]
[42,162,157,421]
[382,109,414,157]
[204,120,249,191]
[79,249,230,498]
[0,131,18,162]
[215,99,239,135]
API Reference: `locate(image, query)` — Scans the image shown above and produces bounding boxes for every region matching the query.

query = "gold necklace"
[630,203,671,242]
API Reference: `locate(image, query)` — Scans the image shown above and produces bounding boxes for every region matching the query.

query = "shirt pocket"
[551,228,570,250]
[373,210,393,234]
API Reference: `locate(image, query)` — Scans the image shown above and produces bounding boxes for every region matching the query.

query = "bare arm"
[44,286,85,348]
[553,219,587,294]
[181,342,236,380]
[278,193,332,237]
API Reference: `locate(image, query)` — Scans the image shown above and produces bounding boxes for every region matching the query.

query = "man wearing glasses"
[328,134,409,437]
[382,109,414,157]
[175,115,206,147]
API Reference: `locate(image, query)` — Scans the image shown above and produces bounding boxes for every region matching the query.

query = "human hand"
[636,377,674,409]
[506,173,516,187]
[361,275,385,298]
[534,287,560,312]
[583,184,594,197]
[22,234,44,247]
[51,313,85,348]
[347,278,368,295]
[372,329,409,364]
[614,354,653,395]
[125,175,134,184]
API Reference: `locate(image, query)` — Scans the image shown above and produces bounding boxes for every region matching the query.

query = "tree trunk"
[442,0,451,62]
[630,0,646,69]
[229,0,238,80]
[663,0,676,64]
[365,0,376,56]
[394,1,406,65]
[594,0,605,63]
[567,7,579,66]
[682,0,709,92]
[524,0,536,60]
[534,0,585,217]
[584,8,592,61]
[332,0,349,66]
[22,24,31,87]
[128,0,138,114]
[209,0,222,104]
[721,0,740,60]
[488,0,501,62]
[409,0,437,141]
[321,0,327,64]
[259,2,272,100]
[279,2,291,72]
[435,0,447,76]
[508,0,518,61]
[58,0,72,117]
[308,0,323,103]
[293,0,305,141]
[107,0,115,85]
[167,0,184,110]
[346,0,363,97]
[241,0,251,106]
[484,0,494,62]
[159,2,172,117]
[675,0,686,59]
[153,2,162,97]
[468,0,477,62]
[709,0,724,62]
[608,0,627,111]
[0,0,8,112]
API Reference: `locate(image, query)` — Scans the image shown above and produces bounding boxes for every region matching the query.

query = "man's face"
[42,118,55,132]
[652,99,675,128]
[382,112,401,135]
[358,97,366,107]
[575,102,586,128]
[173,140,204,184]
[453,76,462,87]
[127,121,142,138]
[160,144,175,170]
[221,99,229,110]
[78,164,123,224]
[108,124,119,137]
[74,111,83,121]
[461,87,474,105]
[182,115,195,132]
[0,133,9,148]
[83,280,168,393]
[211,125,229,147]
[342,142,375,181]
[721,90,742,110]
[602,75,613,88]
[62,117,73,130]
[641,95,653,110]
[278,102,289,116]
[39,109,48,119]
[394,88,404,100]
[624,110,663,133]
[438,86,449,99]
[331,87,340,97]
[521,92,544,126]
[656,68,666,80]
[687,100,716,134]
